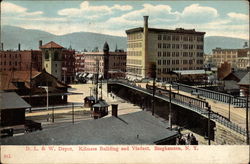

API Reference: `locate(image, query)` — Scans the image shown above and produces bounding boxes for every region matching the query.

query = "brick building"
[0,49,42,72]
[74,52,85,73]
[212,47,250,69]
[126,16,205,81]
[84,42,126,79]
[62,49,75,83]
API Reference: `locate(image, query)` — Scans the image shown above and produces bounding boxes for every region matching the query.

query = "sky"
[1,0,249,39]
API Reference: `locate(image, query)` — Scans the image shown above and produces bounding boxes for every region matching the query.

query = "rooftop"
[1,111,178,145]
[0,71,40,90]
[126,27,205,35]
[223,70,249,81]
[173,70,210,75]
[40,41,64,49]
[238,72,250,85]
[0,92,31,110]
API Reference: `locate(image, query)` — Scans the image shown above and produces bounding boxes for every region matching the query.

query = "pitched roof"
[238,72,250,85]
[92,100,109,108]
[0,70,68,91]
[223,70,249,81]
[0,71,40,90]
[1,111,178,145]
[40,41,64,49]
[0,92,31,110]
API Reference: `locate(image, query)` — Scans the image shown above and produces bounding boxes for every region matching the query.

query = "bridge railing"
[172,82,247,108]
[109,80,247,136]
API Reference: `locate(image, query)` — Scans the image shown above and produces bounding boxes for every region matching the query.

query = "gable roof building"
[40,41,64,49]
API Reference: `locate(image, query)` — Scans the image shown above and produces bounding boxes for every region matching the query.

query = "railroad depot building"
[0,69,68,106]
[126,16,205,81]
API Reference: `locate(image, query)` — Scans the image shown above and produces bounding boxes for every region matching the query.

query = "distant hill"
[1,25,127,51]
[1,25,248,54]
[204,36,248,54]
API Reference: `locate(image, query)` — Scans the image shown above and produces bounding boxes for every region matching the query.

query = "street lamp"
[38,86,50,122]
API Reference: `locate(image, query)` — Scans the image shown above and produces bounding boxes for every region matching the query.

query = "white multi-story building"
[126,16,205,81]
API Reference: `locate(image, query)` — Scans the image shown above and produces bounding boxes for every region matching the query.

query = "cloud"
[180,4,218,23]
[2,2,43,16]
[227,12,249,21]
[58,1,133,19]
[121,3,178,21]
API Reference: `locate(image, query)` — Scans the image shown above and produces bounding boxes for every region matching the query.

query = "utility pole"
[228,96,231,121]
[29,56,33,113]
[246,94,249,145]
[72,103,74,124]
[169,84,172,130]
[95,59,99,103]
[207,103,211,145]
[100,77,103,100]
[152,64,156,116]
[52,105,54,123]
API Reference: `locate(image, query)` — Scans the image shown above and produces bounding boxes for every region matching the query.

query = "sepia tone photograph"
[0,0,249,163]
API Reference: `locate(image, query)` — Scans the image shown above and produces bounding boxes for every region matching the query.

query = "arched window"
[45,50,49,60]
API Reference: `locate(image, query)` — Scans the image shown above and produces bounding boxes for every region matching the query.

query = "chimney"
[39,40,42,49]
[143,16,149,29]
[1,43,3,51]
[111,104,118,117]
[18,43,21,51]
[243,42,248,48]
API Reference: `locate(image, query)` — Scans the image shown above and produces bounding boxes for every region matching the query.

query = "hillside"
[1,25,248,54]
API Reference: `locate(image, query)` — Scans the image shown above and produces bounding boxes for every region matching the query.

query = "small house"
[84,96,95,108]
[92,100,109,119]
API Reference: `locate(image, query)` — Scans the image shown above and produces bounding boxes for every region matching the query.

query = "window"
[157,51,161,57]
[163,35,166,40]
[158,35,162,40]
[9,61,11,65]
[158,43,162,48]
[172,52,175,57]
[54,51,59,60]
[45,51,49,60]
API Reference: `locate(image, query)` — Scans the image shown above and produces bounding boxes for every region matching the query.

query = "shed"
[84,96,96,108]
[0,92,31,126]
[92,100,109,119]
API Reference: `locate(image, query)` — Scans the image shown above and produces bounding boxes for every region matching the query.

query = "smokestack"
[243,42,248,48]
[111,104,118,117]
[143,16,149,29]
[1,43,3,51]
[39,40,42,49]
[18,43,21,51]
